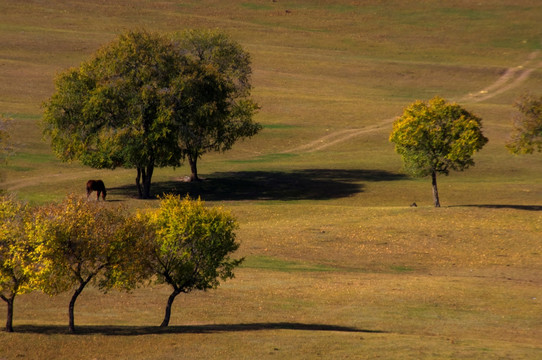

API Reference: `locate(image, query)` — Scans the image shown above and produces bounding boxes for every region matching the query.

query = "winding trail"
[460,50,541,103]
[282,118,396,154]
[284,50,542,154]
[2,50,541,191]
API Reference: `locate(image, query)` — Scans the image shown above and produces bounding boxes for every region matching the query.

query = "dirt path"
[282,118,395,154]
[284,50,542,154]
[460,50,541,103]
[2,51,540,191]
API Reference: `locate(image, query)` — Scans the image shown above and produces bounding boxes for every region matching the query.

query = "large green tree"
[141,195,242,327]
[0,196,35,332]
[42,31,182,199]
[29,195,148,333]
[42,30,260,198]
[506,93,542,154]
[390,96,488,207]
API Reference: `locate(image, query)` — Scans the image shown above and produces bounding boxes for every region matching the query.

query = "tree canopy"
[174,30,261,181]
[29,195,148,333]
[506,93,542,154]
[389,96,488,207]
[0,193,243,332]
[42,30,260,198]
[141,194,242,327]
[0,196,35,332]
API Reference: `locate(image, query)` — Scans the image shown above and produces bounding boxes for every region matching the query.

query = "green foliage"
[506,93,542,154]
[142,194,242,326]
[42,29,260,196]
[172,29,261,180]
[0,195,35,331]
[390,96,488,177]
[390,96,488,206]
[42,31,183,198]
[147,194,242,290]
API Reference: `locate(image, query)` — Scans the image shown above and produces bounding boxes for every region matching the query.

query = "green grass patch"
[242,255,338,273]
[389,265,415,273]
[3,164,33,172]
[437,7,495,21]
[9,152,57,164]
[227,153,297,164]
[325,4,357,13]
[241,3,273,11]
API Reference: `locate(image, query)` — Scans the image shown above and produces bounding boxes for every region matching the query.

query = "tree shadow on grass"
[451,204,542,211]
[14,323,387,336]
[110,169,406,201]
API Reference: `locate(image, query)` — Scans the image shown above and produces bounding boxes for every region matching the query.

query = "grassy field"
[1,0,541,359]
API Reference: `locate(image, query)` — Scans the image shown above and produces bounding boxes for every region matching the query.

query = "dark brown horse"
[86,180,107,201]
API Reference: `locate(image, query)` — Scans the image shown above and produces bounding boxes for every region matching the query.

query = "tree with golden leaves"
[390,96,488,207]
[29,195,151,333]
[0,196,35,332]
[141,195,242,327]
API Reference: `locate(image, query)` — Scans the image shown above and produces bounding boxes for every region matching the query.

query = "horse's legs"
[96,191,100,201]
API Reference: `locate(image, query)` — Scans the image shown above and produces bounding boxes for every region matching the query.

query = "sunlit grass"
[0,0,541,358]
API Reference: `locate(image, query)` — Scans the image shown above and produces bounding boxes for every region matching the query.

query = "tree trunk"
[188,155,200,182]
[431,171,441,208]
[68,282,87,334]
[1,295,14,332]
[136,168,143,199]
[160,288,181,327]
[136,165,154,199]
[143,164,154,199]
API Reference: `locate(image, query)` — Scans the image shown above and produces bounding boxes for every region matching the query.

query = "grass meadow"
[1,0,541,359]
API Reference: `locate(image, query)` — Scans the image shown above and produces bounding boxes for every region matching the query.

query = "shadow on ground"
[110,169,406,201]
[14,323,387,336]
[452,204,542,211]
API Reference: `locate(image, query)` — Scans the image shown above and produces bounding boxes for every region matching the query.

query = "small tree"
[506,93,542,154]
[142,195,242,327]
[29,195,148,333]
[390,96,488,207]
[0,196,35,332]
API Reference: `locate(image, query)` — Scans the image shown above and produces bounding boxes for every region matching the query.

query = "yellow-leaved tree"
[141,195,243,327]
[28,195,151,333]
[390,96,488,207]
[0,196,36,332]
